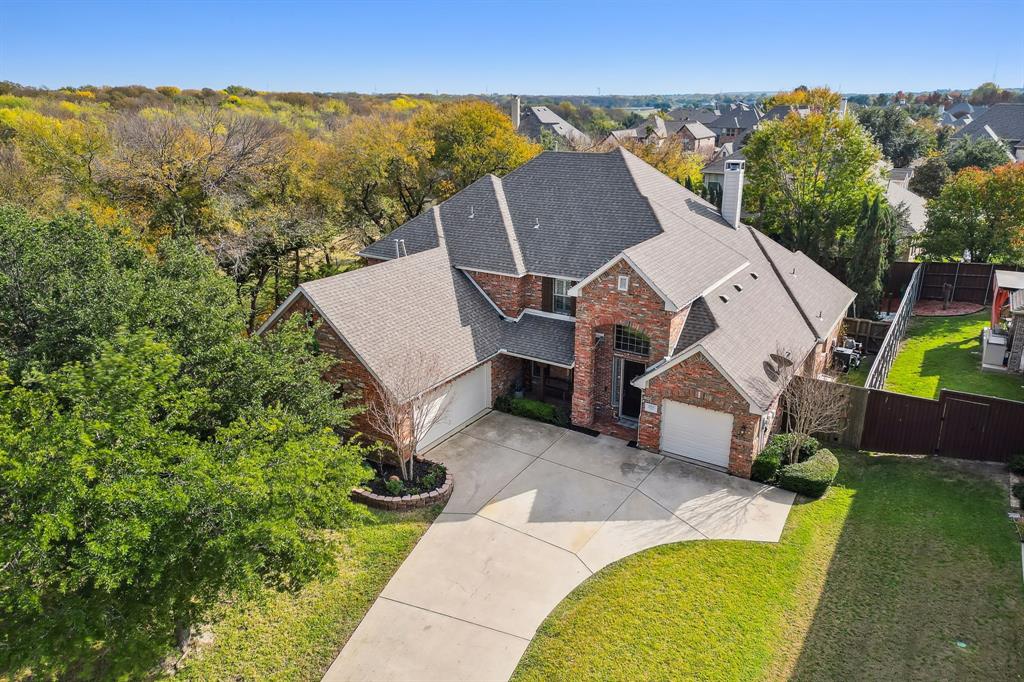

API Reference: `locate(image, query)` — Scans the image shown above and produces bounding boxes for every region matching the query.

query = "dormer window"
[617,275,630,292]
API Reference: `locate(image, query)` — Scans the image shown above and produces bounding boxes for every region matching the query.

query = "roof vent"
[817,310,823,319]
[533,218,540,229]
[469,205,475,219]
[733,283,743,292]
[719,294,729,303]
[750,272,759,279]
[790,267,797,276]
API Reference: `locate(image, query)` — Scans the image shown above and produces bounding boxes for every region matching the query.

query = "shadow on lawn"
[787,452,1024,681]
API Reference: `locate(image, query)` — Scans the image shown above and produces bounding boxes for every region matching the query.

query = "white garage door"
[416,362,491,452]
[660,400,734,468]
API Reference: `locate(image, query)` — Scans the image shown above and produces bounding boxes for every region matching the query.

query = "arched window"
[614,325,650,356]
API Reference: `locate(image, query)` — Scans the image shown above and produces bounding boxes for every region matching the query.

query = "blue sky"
[3,0,1022,95]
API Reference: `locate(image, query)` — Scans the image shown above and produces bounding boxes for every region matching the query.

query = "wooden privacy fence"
[864,264,922,390]
[885,261,1024,306]
[841,387,1024,463]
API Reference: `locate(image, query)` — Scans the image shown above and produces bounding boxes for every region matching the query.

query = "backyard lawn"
[173,507,439,681]
[513,451,1024,681]
[884,312,1024,400]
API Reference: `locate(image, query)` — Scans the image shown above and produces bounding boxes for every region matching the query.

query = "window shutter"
[569,295,577,317]
[541,277,553,312]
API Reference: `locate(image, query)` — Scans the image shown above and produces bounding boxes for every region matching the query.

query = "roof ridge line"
[747,227,821,340]
[489,175,527,275]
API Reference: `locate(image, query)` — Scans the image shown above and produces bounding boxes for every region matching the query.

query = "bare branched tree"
[776,348,848,464]
[364,352,454,481]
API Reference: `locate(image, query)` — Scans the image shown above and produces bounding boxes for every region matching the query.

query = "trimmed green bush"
[777,449,839,498]
[751,438,786,483]
[1009,454,1024,476]
[508,397,562,425]
[494,394,513,413]
[771,433,821,462]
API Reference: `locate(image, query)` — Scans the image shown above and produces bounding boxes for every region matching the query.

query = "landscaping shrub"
[1009,454,1024,476]
[752,433,822,483]
[751,438,786,483]
[777,449,840,498]
[494,394,513,413]
[507,397,564,425]
[1012,482,1024,503]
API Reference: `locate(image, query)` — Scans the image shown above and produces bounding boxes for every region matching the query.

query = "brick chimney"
[721,159,745,228]
[511,95,521,130]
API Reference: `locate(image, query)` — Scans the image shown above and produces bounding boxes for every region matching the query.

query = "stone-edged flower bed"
[352,458,453,510]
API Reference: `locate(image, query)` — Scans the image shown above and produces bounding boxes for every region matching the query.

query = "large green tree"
[0,205,371,676]
[907,155,951,199]
[920,163,1024,263]
[743,106,882,268]
[856,105,935,167]
[944,135,1011,173]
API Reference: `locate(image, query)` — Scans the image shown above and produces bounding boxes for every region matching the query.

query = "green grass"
[174,507,439,681]
[884,312,1024,400]
[512,452,1024,681]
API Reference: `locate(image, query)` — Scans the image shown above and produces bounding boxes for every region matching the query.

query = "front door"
[619,360,646,420]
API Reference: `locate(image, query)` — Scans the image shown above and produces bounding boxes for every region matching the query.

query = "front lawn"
[885,312,1024,400]
[174,507,438,681]
[513,452,1024,681]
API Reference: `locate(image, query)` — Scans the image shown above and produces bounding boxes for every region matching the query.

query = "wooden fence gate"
[857,388,1024,463]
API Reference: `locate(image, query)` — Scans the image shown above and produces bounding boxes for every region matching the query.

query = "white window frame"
[617,275,630,292]
[552,278,576,315]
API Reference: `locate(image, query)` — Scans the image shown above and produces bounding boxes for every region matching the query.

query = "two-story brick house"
[260,148,853,478]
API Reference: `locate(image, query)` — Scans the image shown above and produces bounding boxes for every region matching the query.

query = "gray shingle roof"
[502,314,575,366]
[702,149,746,175]
[885,182,927,235]
[298,248,503,400]
[359,208,439,260]
[517,106,592,147]
[667,107,720,124]
[680,121,716,139]
[708,107,761,131]
[311,148,854,410]
[953,103,1024,144]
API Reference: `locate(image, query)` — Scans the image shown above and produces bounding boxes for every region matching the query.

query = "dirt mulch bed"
[363,458,446,496]
[912,299,985,316]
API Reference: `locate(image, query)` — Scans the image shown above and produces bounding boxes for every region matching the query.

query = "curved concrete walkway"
[323,411,795,682]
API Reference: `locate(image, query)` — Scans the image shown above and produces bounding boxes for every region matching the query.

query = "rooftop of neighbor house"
[885,182,927,235]
[1011,288,1024,314]
[269,148,853,406]
[517,105,592,147]
[953,103,1024,144]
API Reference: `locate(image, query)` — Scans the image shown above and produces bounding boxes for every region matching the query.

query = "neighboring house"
[511,96,592,149]
[666,107,721,125]
[702,148,745,194]
[761,104,811,122]
[952,103,1024,161]
[707,105,762,145]
[944,101,987,121]
[885,181,927,260]
[601,115,714,154]
[676,121,717,154]
[262,148,853,479]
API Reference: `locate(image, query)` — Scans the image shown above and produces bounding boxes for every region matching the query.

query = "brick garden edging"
[351,469,454,510]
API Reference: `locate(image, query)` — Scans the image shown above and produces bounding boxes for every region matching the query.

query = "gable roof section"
[680,121,716,139]
[359,208,439,261]
[435,174,524,275]
[749,230,855,339]
[954,103,1024,144]
[296,248,503,400]
[885,182,927,235]
[518,106,592,147]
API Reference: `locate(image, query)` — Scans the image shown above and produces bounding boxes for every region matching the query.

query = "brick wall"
[572,260,674,431]
[466,270,528,317]
[465,271,546,318]
[491,354,524,401]
[363,257,387,266]
[268,294,384,443]
[638,352,760,478]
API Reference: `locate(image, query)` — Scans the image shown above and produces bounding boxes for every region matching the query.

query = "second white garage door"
[416,362,491,452]
[660,400,734,468]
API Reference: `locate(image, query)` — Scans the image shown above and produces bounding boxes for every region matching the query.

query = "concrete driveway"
[323,411,795,682]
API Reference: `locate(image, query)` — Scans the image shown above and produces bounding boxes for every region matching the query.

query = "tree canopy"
[856,105,935,167]
[920,163,1024,264]
[742,100,883,268]
[0,205,370,677]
